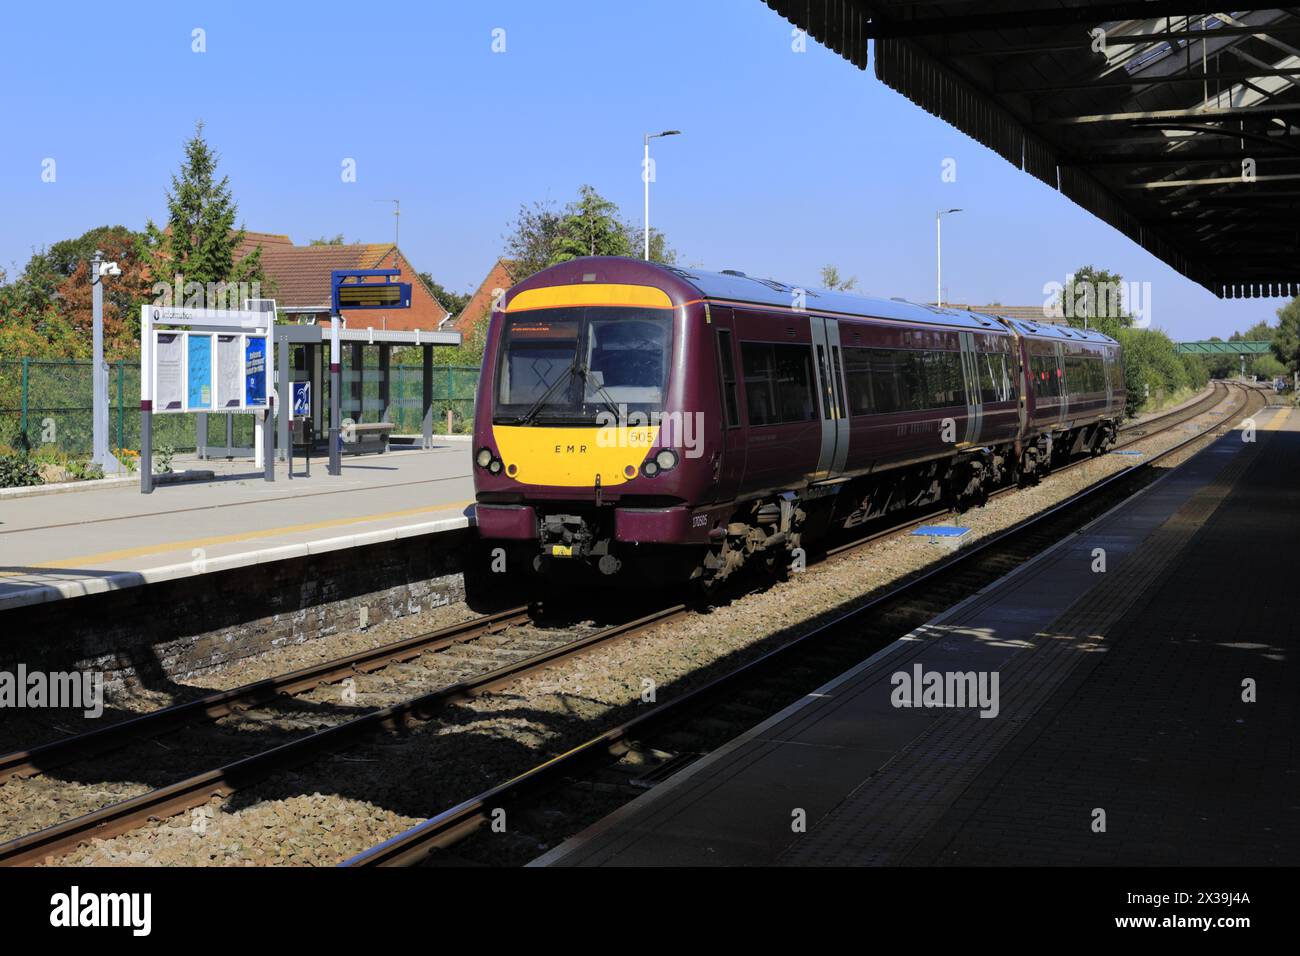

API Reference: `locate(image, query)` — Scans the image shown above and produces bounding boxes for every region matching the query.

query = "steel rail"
[0,607,534,785]
[0,602,689,867]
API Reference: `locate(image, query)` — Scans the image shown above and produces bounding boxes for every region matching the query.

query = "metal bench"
[341,421,393,455]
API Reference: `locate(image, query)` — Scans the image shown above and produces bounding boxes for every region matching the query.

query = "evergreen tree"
[139,121,266,292]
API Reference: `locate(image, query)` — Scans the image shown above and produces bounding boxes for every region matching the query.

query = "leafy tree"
[551,185,634,262]
[138,121,267,292]
[1058,265,1132,339]
[309,234,348,246]
[502,184,676,279]
[417,272,471,316]
[0,225,150,359]
[503,199,566,278]
[820,265,857,291]
[1271,297,1300,372]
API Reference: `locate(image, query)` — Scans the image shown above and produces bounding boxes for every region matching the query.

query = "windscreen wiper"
[514,354,582,425]
[578,365,622,419]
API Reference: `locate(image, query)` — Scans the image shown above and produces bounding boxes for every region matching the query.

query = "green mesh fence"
[0,359,480,455]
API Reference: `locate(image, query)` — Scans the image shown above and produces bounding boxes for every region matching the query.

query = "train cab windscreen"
[494,306,673,424]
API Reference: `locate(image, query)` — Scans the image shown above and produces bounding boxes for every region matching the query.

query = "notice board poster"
[187,334,213,410]
[216,335,242,408]
[155,333,183,411]
[245,336,268,408]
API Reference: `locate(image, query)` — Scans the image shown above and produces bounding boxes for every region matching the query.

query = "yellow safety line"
[1263,406,1292,431]
[26,499,476,571]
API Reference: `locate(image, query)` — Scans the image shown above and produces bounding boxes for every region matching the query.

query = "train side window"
[741,342,816,426]
[923,350,963,408]
[715,329,740,428]
[841,346,875,416]
[1031,354,1061,399]
[774,344,817,422]
[978,352,1008,403]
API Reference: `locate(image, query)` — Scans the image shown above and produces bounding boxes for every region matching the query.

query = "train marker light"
[642,460,660,477]
[488,459,503,474]
[476,447,494,468]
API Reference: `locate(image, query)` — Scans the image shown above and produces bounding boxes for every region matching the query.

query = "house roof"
[249,242,439,311]
[943,303,1068,325]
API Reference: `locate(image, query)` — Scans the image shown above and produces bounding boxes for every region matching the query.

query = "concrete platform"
[536,403,1298,867]
[0,443,474,611]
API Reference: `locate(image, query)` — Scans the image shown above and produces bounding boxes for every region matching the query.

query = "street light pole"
[643,130,680,260]
[90,250,123,475]
[936,208,963,307]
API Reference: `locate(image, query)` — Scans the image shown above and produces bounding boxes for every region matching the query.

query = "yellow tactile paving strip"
[21,499,475,572]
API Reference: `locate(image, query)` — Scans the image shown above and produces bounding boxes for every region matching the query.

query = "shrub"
[0,453,43,488]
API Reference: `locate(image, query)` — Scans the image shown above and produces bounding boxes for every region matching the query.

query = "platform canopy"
[764,2,1300,298]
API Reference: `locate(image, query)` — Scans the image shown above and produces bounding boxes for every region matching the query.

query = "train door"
[710,307,746,501]
[958,331,982,445]
[1055,341,1069,425]
[809,316,850,478]
[1102,348,1115,415]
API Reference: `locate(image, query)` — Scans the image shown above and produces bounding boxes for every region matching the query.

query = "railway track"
[0,382,1260,866]
[343,382,1266,866]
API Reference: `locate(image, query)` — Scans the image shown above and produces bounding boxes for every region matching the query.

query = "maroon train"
[472,257,1125,586]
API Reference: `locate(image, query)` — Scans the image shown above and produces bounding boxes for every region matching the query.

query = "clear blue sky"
[0,0,1286,340]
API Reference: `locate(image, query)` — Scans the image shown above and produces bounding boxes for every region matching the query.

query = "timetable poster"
[155,333,183,411]
[216,335,243,408]
[245,336,268,408]
[187,334,213,410]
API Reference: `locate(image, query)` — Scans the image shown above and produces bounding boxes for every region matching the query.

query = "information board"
[156,333,183,411]
[245,336,268,408]
[187,334,213,410]
[216,335,242,409]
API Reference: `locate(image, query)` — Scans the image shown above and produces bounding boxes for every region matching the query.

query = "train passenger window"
[840,347,875,416]
[841,347,964,415]
[977,352,1011,403]
[923,351,963,408]
[741,342,816,426]
[1030,355,1061,399]
[715,329,740,428]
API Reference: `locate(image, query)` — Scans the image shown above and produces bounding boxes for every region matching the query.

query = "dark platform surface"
[535,405,1298,866]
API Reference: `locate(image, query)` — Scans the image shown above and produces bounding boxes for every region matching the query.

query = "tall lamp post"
[90,250,124,475]
[643,130,681,260]
[936,208,962,307]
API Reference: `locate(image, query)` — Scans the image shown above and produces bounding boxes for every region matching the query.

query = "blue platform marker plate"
[1111,449,1144,456]
[913,525,971,537]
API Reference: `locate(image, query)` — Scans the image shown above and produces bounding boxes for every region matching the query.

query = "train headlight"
[488,458,503,475]
[476,447,493,469]
[641,460,660,478]
[654,449,679,472]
